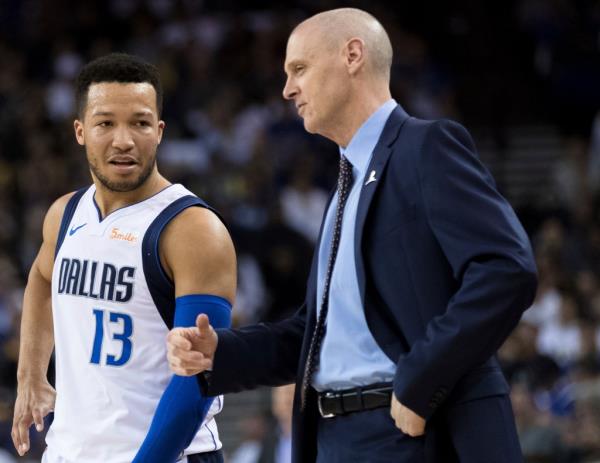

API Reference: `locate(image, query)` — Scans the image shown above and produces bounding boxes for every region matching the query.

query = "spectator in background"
[537,290,585,368]
[280,159,328,244]
[229,385,294,463]
[269,384,293,463]
[499,322,561,393]
[228,414,270,463]
[511,382,566,463]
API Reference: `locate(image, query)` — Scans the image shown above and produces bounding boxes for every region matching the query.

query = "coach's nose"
[283,76,298,101]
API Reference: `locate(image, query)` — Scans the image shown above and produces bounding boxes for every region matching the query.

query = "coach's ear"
[74,119,85,146]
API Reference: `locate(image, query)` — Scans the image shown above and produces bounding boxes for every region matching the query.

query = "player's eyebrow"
[91,110,153,117]
[91,111,115,117]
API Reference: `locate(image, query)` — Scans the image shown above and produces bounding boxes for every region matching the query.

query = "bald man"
[167,8,536,462]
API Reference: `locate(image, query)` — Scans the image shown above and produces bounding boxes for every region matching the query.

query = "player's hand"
[167,314,217,376]
[12,378,56,456]
[390,393,425,437]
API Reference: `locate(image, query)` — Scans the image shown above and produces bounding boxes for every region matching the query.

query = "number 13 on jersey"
[90,308,133,366]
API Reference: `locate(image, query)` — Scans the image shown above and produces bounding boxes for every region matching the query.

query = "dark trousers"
[316,395,523,462]
[317,407,426,462]
[186,449,224,463]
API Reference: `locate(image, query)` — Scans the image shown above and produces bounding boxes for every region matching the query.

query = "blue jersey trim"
[141,195,224,329]
[204,421,218,451]
[55,187,88,259]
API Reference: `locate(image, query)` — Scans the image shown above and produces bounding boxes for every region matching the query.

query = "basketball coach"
[167,7,537,463]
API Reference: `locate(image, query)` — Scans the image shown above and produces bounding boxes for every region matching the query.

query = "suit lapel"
[354,105,410,302]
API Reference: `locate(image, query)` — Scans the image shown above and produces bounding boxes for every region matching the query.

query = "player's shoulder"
[48,191,78,218]
[159,203,236,288]
[161,204,234,260]
[167,204,229,240]
[160,203,236,298]
[43,191,81,243]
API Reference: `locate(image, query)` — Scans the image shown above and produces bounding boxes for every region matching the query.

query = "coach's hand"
[167,314,217,376]
[390,393,425,437]
[12,378,56,456]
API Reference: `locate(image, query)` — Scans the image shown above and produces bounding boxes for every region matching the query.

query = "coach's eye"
[98,121,112,127]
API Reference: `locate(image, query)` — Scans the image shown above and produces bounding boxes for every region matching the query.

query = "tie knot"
[340,154,352,175]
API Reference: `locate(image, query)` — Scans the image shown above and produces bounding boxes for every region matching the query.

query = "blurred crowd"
[0,0,599,461]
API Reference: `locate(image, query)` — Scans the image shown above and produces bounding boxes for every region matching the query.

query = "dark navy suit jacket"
[202,105,537,462]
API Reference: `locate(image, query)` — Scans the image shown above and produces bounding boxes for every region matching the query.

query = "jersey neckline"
[91,184,177,223]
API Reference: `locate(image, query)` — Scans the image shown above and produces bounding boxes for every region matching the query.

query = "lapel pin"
[365,170,377,186]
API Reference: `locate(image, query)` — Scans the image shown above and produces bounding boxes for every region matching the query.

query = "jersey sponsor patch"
[109,227,139,243]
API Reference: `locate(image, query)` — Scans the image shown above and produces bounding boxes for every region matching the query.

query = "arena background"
[0,0,600,461]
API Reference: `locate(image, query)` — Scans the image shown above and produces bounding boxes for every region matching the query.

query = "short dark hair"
[75,52,163,118]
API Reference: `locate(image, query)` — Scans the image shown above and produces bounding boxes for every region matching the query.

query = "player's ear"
[157,120,165,144]
[74,119,85,146]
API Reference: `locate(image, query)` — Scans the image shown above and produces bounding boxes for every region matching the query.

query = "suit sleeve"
[200,303,307,396]
[393,120,537,419]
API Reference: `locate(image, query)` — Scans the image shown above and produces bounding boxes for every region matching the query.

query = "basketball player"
[11,53,236,463]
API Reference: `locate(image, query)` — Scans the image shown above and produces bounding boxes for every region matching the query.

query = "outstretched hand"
[167,314,218,376]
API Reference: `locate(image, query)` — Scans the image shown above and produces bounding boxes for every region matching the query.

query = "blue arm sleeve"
[132,294,232,463]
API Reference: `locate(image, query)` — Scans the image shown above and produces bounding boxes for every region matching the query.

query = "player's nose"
[112,126,135,151]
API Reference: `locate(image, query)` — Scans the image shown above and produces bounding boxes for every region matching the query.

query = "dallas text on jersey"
[57,257,136,302]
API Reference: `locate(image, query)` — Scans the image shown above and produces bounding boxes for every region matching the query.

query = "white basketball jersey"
[44,184,223,463]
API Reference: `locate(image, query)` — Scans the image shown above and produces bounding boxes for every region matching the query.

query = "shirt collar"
[339,99,397,176]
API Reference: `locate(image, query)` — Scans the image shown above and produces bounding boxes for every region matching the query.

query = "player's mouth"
[108,156,139,174]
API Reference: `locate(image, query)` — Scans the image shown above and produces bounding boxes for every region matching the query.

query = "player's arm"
[132,206,236,463]
[12,193,74,457]
[163,206,236,301]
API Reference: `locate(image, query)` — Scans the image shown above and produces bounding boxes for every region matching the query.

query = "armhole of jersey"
[54,187,88,259]
[142,195,225,330]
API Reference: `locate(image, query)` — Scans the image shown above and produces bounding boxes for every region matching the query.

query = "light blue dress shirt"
[312,99,398,391]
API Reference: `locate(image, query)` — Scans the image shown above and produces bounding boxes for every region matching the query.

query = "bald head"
[293,8,393,82]
[283,8,393,146]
